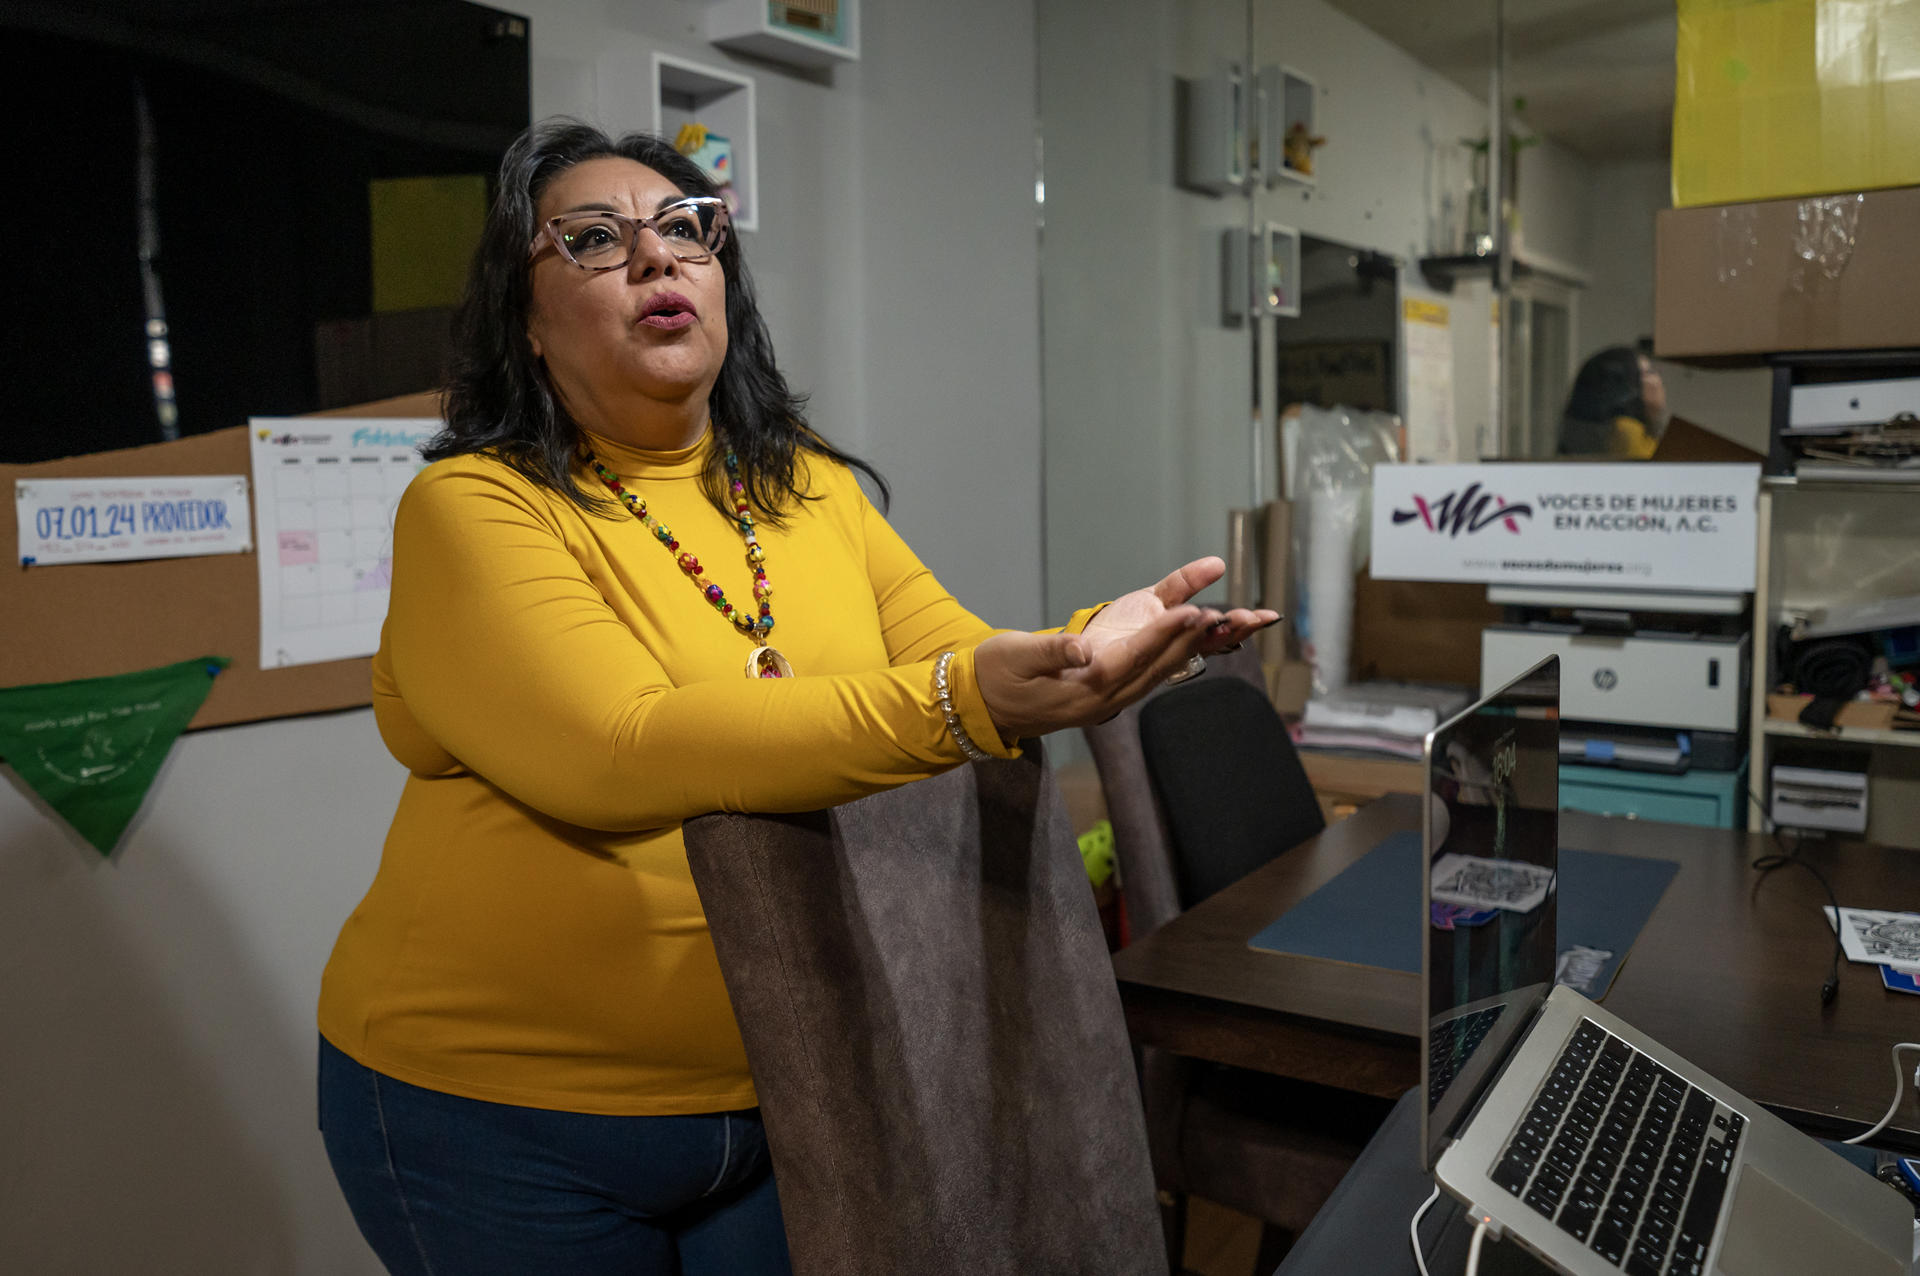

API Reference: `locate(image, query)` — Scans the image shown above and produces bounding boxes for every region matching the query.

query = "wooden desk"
[1112,793,1920,1149]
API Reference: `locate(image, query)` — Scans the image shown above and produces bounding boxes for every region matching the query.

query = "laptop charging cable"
[1409,1184,1440,1276]
[1409,1185,1502,1276]
[1840,1042,1920,1147]
[1745,787,1844,1007]
[1465,1216,1493,1276]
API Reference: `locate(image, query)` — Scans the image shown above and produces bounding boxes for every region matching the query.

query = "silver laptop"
[1422,655,1913,1276]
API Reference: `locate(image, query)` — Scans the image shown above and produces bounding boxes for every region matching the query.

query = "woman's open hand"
[972,557,1279,738]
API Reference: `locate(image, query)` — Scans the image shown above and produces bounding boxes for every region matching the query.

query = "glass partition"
[1037,0,1711,639]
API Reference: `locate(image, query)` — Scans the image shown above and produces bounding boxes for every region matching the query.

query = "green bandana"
[0,656,229,855]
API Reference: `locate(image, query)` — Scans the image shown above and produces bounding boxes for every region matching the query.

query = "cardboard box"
[1349,572,1501,689]
[1257,496,1299,665]
[1766,692,1899,730]
[1653,186,1920,359]
[1226,506,1264,609]
[1266,659,1313,719]
[1650,418,1767,464]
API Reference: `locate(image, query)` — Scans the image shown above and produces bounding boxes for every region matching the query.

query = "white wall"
[844,2,1044,622]
[1578,156,1774,453]
[0,711,404,1271]
[1582,157,1667,353]
[0,2,1048,1270]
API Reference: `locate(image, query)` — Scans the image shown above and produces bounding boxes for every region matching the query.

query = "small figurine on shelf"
[673,121,739,217]
[1284,121,1326,175]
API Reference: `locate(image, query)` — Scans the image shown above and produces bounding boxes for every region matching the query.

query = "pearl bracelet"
[934,651,993,762]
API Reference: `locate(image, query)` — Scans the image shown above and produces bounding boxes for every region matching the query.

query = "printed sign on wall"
[15,475,251,566]
[1370,463,1761,592]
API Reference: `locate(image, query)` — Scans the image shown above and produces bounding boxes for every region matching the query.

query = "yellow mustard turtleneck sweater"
[319,428,1097,1116]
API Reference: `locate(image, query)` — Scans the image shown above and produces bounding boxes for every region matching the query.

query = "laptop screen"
[1420,655,1561,1170]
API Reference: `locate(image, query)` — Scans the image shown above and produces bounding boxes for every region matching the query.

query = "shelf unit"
[1183,60,1320,195]
[706,0,858,68]
[650,54,758,233]
[1762,348,1920,478]
[1744,348,1920,846]
[1747,482,1920,847]
[1254,65,1317,187]
[1219,222,1302,323]
[1761,474,1920,496]
[1259,222,1300,317]
[1760,719,1920,748]
[1416,251,1592,294]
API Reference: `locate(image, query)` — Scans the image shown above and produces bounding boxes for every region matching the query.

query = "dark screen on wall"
[0,0,529,463]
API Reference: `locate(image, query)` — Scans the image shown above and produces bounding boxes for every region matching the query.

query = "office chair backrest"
[1137,674,1325,908]
[681,748,1164,1276]
[1080,644,1267,938]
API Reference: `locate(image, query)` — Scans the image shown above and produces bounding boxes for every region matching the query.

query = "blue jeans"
[318,1037,793,1275]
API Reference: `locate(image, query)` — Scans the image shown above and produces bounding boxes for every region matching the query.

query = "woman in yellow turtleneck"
[315,120,1274,1276]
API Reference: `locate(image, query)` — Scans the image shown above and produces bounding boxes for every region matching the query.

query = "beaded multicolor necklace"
[585,445,790,679]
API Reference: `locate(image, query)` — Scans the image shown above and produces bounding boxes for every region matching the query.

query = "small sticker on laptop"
[1431,902,1501,931]
[1882,965,1920,996]
[1555,946,1614,994]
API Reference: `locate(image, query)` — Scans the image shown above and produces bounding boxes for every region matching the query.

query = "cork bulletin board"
[0,392,439,731]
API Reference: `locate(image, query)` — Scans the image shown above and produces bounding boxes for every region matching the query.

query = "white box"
[1771,763,1868,834]
[707,0,857,68]
[1786,377,1920,433]
[1182,62,1247,195]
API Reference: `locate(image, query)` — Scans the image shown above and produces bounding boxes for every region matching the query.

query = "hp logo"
[1593,669,1619,691]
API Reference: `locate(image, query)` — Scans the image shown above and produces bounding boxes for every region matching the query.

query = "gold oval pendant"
[745,646,795,679]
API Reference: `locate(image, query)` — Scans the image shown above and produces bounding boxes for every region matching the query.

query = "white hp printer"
[1480,586,1748,773]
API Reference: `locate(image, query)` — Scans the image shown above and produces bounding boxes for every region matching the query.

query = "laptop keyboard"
[1489,1019,1744,1276]
[1429,1005,1505,1107]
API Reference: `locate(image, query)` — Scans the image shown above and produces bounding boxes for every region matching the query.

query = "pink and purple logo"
[1392,483,1532,536]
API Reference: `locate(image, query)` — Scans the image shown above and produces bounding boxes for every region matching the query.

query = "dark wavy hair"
[430,117,885,523]
[1557,346,1647,455]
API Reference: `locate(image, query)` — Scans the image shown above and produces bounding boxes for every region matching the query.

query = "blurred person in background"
[1557,345,1668,459]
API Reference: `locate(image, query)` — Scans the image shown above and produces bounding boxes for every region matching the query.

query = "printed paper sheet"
[1402,297,1456,463]
[1826,906,1920,973]
[250,417,435,668]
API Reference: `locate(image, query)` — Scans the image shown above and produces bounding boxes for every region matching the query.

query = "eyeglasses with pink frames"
[527,196,730,270]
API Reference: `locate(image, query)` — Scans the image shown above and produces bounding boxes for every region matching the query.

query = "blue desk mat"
[1247,831,1679,999]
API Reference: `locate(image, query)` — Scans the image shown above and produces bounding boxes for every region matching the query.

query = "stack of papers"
[1824,907,1920,995]
[1296,682,1473,760]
